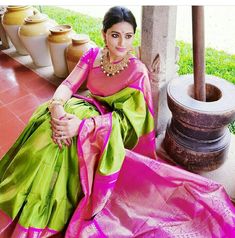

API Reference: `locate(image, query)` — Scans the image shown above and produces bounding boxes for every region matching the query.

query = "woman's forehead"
[108,22,134,33]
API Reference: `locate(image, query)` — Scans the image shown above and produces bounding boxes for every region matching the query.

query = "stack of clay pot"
[2,5,34,55]
[19,11,57,67]
[66,34,95,73]
[48,24,74,78]
[1,6,95,82]
[0,6,11,49]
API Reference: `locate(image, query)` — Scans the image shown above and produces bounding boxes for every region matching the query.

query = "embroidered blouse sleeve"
[61,48,94,94]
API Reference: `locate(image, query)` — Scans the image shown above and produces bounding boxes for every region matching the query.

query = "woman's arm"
[49,48,96,149]
[49,83,80,149]
[48,84,73,120]
[49,47,95,118]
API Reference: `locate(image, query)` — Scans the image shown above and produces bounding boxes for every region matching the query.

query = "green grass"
[177,41,235,83]
[38,6,235,134]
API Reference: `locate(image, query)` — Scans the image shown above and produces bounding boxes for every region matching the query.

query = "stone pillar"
[141,6,177,135]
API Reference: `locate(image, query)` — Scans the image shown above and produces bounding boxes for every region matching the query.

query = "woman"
[0,6,234,238]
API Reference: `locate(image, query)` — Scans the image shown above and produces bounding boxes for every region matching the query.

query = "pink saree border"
[133,130,156,159]
[76,112,113,197]
[67,113,114,237]
[74,94,108,115]
[93,219,107,238]
[0,209,58,237]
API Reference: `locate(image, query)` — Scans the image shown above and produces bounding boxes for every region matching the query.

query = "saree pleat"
[0,98,100,236]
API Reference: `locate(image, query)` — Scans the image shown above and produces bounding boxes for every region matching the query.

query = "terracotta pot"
[0,7,11,49]
[48,24,74,78]
[2,5,34,55]
[164,75,235,172]
[66,34,95,73]
[19,11,57,67]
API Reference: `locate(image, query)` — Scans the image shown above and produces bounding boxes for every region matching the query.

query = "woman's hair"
[102,6,137,33]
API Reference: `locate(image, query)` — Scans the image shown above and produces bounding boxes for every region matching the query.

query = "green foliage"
[229,121,235,134]
[37,6,235,134]
[37,6,104,46]
[176,41,235,83]
[37,6,141,48]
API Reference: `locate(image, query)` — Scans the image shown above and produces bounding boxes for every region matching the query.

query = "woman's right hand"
[49,104,72,149]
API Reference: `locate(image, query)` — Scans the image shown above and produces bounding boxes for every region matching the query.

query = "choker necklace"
[100,49,130,77]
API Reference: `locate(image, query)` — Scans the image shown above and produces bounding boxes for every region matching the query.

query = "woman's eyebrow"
[111,31,120,34]
[111,31,134,35]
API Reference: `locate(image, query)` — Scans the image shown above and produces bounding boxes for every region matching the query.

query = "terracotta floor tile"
[0,71,19,93]
[0,85,30,104]
[0,50,56,156]
[33,83,56,103]
[0,106,17,123]
[19,108,37,124]
[0,51,20,68]
[0,116,25,148]
[21,76,49,92]
[7,94,41,116]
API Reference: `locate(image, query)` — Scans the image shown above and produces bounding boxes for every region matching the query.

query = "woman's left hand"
[50,113,82,148]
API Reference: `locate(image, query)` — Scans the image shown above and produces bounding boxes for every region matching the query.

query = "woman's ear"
[102,30,106,44]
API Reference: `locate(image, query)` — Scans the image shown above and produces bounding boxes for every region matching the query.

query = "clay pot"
[0,7,11,49]
[164,75,235,172]
[48,24,74,78]
[19,11,57,67]
[66,34,95,73]
[2,5,34,55]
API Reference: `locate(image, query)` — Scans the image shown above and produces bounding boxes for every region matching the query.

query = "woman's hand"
[50,113,82,149]
[49,104,66,120]
[49,104,68,149]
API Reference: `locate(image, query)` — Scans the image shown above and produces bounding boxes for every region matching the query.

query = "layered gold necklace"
[100,49,130,77]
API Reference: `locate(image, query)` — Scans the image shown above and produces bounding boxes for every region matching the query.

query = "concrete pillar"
[141,6,177,135]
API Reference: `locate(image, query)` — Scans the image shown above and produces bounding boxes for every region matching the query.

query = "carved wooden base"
[164,75,235,172]
[164,121,230,171]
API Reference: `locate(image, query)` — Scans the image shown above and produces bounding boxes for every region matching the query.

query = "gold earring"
[129,46,134,53]
[103,39,108,48]
[103,43,109,55]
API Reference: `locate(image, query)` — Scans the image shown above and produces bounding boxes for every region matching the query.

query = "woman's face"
[103,21,135,61]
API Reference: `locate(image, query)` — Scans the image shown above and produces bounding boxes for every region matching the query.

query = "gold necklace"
[100,50,130,77]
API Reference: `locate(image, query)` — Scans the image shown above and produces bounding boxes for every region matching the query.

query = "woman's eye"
[111,34,119,38]
[125,34,133,39]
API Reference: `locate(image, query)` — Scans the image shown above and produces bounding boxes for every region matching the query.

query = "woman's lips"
[116,47,126,52]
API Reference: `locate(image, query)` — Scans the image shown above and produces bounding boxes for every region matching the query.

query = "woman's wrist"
[49,103,66,118]
[48,98,65,112]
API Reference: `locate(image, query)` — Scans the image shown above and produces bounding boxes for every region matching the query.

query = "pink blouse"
[62,47,149,97]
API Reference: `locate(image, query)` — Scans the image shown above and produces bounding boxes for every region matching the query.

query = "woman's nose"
[118,37,125,46]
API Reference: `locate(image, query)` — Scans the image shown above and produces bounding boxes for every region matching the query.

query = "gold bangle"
[48,98,65,111]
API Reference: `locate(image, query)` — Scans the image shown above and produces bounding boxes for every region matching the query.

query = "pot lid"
[72,34,90,44]
[50,24,72,34]
[25,11,48,23]
[7,6,31,11]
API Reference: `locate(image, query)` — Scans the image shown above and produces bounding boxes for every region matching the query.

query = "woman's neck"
[108,52,125,63]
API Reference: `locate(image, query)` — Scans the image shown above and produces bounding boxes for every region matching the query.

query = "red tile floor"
[0,51,56,158]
